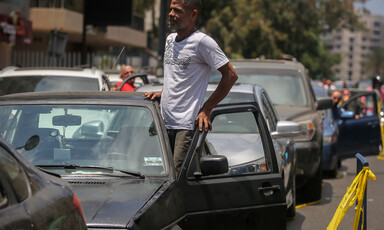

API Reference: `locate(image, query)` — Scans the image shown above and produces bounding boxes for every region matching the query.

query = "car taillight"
[73,192,86,223]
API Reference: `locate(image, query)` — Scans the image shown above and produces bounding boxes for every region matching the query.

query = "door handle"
[258,185,280,196]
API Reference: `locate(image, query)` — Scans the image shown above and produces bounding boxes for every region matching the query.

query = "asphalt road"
[287,154,384,230]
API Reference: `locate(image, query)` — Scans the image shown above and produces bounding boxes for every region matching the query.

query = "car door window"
[188,110,269,176]
[0,147,30,202]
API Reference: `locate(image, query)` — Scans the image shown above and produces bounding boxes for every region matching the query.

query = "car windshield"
[0,76,99,96]
[0,104,165,176]
[211,70,307,107]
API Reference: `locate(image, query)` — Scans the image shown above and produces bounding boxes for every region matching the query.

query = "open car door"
[337,91,381,159]
[178,103,286,230]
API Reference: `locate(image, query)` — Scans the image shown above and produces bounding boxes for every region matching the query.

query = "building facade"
[322,12,384,82]
[0,0,160,72]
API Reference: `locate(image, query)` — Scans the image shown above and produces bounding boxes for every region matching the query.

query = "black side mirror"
[317,97,333,110]
[200,155,228,176]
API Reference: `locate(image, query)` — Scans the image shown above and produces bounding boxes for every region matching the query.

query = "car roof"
[0,67,105,79]
[0,91,153,105]
[230,59,307,75]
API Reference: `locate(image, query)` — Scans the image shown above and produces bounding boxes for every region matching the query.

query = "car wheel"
[300,161,322,203]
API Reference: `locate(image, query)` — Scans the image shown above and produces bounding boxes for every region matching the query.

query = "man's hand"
[196,106,212,132]
[144,91,162,100]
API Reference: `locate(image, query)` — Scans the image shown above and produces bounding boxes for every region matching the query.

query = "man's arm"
[197,62,238,131]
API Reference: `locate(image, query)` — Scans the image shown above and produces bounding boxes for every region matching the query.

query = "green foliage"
[199,0,365,79]
[363,47,384,77]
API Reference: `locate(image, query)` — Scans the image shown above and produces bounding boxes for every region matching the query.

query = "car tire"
[300,161,322,203]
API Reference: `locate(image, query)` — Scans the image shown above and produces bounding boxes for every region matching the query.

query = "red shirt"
[116,82,136,91]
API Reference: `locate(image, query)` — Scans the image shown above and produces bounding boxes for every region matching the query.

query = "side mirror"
[317,97,333,110]
[271,121,301,138]
[340,111,355,120]
[200,155,228,176]
[80,120,104,138]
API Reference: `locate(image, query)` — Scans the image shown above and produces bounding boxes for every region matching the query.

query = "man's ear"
[191,9,198,20]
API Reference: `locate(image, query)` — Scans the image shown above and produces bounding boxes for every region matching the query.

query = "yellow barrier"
[327,166,376,230]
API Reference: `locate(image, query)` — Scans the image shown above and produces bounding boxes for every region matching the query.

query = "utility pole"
[158,0,168,64]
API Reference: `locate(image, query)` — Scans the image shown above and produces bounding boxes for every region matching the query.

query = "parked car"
[0,66,112,96]
[137,83,299,217]
[0,91,290,229]
[311,84,339,177]
[210,59,333,202]
[0,137,86,229]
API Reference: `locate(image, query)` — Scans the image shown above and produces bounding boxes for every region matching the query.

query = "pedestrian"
[323,79,336,91]
[111,65,136,91]
[144,0,238,176]
[330,90,341,120]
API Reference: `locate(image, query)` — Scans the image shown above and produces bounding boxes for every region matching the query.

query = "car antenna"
[106,46,125,81]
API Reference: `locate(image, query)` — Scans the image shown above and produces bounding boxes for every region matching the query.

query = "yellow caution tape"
[377,101,384,160]
[327,167,376,230]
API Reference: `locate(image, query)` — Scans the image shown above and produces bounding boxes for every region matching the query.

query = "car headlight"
[296,120,316,141]
[323,135,337,144]
[228,158,266,175]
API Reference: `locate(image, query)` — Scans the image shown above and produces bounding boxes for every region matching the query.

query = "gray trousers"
[167,129,194,177]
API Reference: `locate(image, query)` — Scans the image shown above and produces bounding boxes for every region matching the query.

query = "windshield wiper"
[37,164,145,179]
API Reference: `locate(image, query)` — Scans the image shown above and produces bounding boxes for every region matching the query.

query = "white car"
[0,66,111,95]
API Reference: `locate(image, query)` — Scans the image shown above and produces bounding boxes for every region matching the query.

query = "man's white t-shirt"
[161,30,229,130]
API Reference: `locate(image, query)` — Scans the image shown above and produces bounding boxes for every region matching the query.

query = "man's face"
[120,66,134,81]
[168,0,193,32]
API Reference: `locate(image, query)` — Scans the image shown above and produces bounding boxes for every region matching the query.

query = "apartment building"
[0,0,158,70]
[322,12,384,82]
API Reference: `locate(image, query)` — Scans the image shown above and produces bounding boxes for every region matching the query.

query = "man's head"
[342,90,351,101]
[331,90,341,105]
[168,0,201,34]
[120,65,135,85]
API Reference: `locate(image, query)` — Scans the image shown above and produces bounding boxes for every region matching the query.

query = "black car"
[210,59,333,202]
[0,91,288,229]
[0,137,86,230]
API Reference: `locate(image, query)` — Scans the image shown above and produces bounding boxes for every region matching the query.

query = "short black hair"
[182,0,202,12]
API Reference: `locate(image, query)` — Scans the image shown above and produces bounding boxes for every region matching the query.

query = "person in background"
[341,90,361,119]
[144,0,238,176]
[366,75,384,103]
[331,90,342,120]
[323,79,336,91]
[111,65,136,91]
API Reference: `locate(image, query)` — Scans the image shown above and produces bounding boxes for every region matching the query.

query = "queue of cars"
[0,91,292,229]
[210,59,333,203]
[0,59,382,229]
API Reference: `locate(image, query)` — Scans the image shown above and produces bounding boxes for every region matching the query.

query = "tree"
[199,0,366,79]
[363,47,384,77]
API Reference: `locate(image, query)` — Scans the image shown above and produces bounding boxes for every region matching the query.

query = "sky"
[355,0,384,16]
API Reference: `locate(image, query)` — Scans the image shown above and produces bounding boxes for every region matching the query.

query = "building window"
[349,46,353,51]
[374,21,381,27]
[349,55,353,59]
[349,63,353,67]
[348,71,352,78]
[350,37,354,42]
[373,30,381,35]
[362,37,367,41]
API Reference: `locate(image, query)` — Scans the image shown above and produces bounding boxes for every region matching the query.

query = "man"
[114,65,136,91]
[145,0,238,176]
[330,90,341,120]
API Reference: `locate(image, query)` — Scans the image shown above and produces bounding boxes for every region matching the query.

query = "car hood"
[274,105,313,121]
[69,177,166,228]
